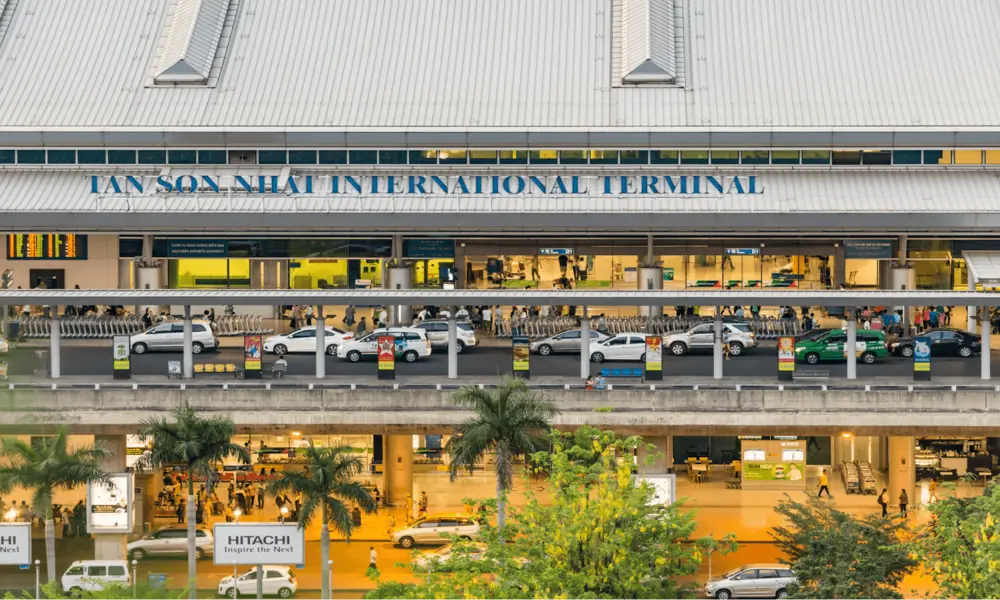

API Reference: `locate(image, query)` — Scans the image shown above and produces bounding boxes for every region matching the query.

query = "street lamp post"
[131,559,138,598]
[34,559,40,600]
[279,506,288,524]
[328,560,334,599]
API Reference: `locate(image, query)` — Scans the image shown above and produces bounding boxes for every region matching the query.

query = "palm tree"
[269,442,376,600]
[0,427,111,583]
[447,377,557,537]
[138,402,250,600]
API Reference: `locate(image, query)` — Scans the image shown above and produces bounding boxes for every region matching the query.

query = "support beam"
[887,436,915,512]
[581,306,590,379]
[969,276,977,332]
[182,305,193,380]
[847,313,857,380]
[93,435,127,560]
[448,306,458,379]
[49,306,60,379]
[315,307,326,379]
[383,434,413,510]
[713,309,723,380]
[983,308,991,380]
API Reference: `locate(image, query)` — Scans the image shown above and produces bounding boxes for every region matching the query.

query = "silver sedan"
[529,329,610,355]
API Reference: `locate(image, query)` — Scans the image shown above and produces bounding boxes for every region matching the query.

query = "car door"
[85,566,107,591]
[688,324,713,349]
[167,324,188,351]
[107,564,129,586]
[237,571,258,595]
[754,568,780,597]
[628,336,647,360]
[600,336,629,360]
[288,329,316,353]
[822,332,846,360]
[729,569,758,597]
[932,330,958,356]
[554,331,581,353]
[145,322,174,349]
[264,570,285,595]
[415,520,440,543]
[359,333,380,356]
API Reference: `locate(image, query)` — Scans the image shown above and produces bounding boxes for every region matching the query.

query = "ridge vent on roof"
[620,0,676,83]
[150,0,232,85]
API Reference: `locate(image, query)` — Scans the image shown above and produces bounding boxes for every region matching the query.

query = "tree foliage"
[920,480,1000,599]
[770,496,917,599]
[4,581,185,599]
[369,427,733,599]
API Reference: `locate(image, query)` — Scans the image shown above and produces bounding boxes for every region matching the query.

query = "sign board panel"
[743,462,805,481]
[0,523,32,565]
[914,336,931,372]
[166,239,229,258]
[213,523,305,566]
[844,240,893,259]
[87,473,133,533]
[6,233,88,260]
[404,239,455,259]
[645,336,662,380]
[777,336,795,378]
[244,335,262,373]
[113,335,131,379]
[125,435,150,470]
[725,248,760,256]
[512,336,530,378]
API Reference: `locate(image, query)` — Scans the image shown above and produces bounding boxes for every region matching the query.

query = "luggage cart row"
[13,316,145,339]
[213,315,274,336]
[842,461,861,494]
[857,460,878,494]
[494,316,803,339]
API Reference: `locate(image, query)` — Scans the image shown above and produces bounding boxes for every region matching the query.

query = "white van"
[62,560,130,594]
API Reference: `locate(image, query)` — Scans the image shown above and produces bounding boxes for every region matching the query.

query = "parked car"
[414,319,478,353]
[664,322,757,356]
[704,564,796,599]
[127,526,212,561]
[335,327,432,363]
[891,328,981,358]
[589,332,648,363]
[262,326,354,356]
[61,560,130,594]
[529,329,609,355]
[217,565,297,598]
[391,515,480,548]
[795,329,889,364]
[130,320,218,354]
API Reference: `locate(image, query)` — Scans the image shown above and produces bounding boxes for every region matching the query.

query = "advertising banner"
[742,462,805,482]
[913,335,931,380]
[87,473,133,533]
[777,336,795,380]
[377,335,395,379]
[243,335,262,378]
[512,336,530,379]
[645,336,662,380]
[112,335,130,379]
[125,435,151,470]
[213,523,305,566]
[0,523,32,565]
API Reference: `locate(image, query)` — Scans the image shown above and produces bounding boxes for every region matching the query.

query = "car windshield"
[724,567,745,579]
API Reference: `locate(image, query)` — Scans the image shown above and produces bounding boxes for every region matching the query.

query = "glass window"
[680,150,709,164]
[757,569,778,579]
[620,150,648,164]
[66,567,84,576]
[469,150,497,164]
[197,150,227,164]
[861,150,891,165]
[954,150,982,165]
[778,570,795,578]
[227,150,256,165]
[78,150,107,164]
[559,150,587,164]
[418,521,439,528]
[258,150,287,165]
[47,150,76,164]
[529,150,558,164]
[265,571,282,579]
[629,336,645,344]
[923,150,949,165]
[87,567,108,577]
[710,151,739,165]
[438,150,467,164]
[108,566,126,576]
[650,150,679,164]
[168,150,197,165]
[289,150,318,164]
[138,150,167,164]
[606,337,628,346]
[17,150,45,164]
[379,150,407,164]
[802,150,831,165]
[734,570,757,581]
[831,150,861,165]
[559,331,581,339]
[986,150,1000,165]
[347,150,375,165]
[499,150,527,164]
[772,150,800,165]
[240,572,258,581]
[107,150,137,164]
[892,150,922,165]
[741,150,769,165]
[589,150,619,165]
[408,150,436,164]
[0,150,14,164]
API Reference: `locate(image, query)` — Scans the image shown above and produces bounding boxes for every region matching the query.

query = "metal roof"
[150,0,232,85]
[0,0,999,134]
[963,251,1000,286]
[3,289,1000,307]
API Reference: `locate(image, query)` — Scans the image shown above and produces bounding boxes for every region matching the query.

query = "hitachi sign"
[89,174,762,196]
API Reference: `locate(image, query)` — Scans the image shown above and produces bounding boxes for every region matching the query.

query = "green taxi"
[794,329,890,365]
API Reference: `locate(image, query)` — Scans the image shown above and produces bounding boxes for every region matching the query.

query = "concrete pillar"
[846,315,857,380]
[891,268,917,333]
[454,243,466,289]
[713,310,723,379]
[387,266,413,326]
[315,308,326,379]
[638,436,672,473]
[638,266,663,317]
[983,309,991,380]
[49,306,60,379]
[833,245,846,289]
[448,307,458,379]
[383,435,413,509]
[969,277,977,332]
[135,266,163,318]
[94,435,127,560]
[580,306,590,379]
[887,436,916,510]
[182,306,193,380]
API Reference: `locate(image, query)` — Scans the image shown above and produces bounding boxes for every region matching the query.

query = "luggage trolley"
[842,461,860,494]
[856,461,878,495]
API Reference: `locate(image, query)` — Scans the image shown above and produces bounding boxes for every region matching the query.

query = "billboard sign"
[244,334,262,377]
[113,335,131,379]
[777,336,795,379]
[645,336,662,380]
[0,523,32,565]
[87,473,133,533]
[512,336,530,378]
[377,335,395,380]
[213,523,305,566]
[914,335,931,379]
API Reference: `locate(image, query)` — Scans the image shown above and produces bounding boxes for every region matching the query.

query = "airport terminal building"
[2,0,1000,305]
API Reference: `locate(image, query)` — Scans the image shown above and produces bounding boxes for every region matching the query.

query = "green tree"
[268,442,376,600]
[137,402,250,600]
[920,480,1000,598]
[4,581,185,599]
[446,377,557,537]
[0,427,111,583]
[770,496,917,599]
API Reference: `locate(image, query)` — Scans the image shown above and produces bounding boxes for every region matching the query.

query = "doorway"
[29,269,65,289]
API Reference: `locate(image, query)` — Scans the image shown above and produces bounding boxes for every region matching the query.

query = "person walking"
[877,488,888,517]
[419,491,428,513]
[368,546,378,574]
[899,489,909,516]
[176,499,186,524]
[386,515,396,540]
[481,305,492,332]
[929,478,939,503]
[344,305,356,330]
[305,305,314,327]
[377,307,388,328]
[357,316,368,336]
[817,469,831,498]
[256,482,264,509]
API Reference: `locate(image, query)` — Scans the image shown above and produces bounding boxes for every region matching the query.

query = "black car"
[891,328,982,358]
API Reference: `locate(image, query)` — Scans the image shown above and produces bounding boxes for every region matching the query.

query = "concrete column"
[49,306,60,379]
[448,307,458,379]
[638,266,663,317]
[94,435,127,560]
[983,309,991,380]
[136,266,163,318]
[846,315,857,380]
[387,266,413,326]
[315,308,326,379]
[969,277,977,332]
[182,306,193,380]
[638,436,672,473]
[580,305,590,379]
[891,268,917,334]
[454,243,466,289]
[833,245,846,289]
[383,435,414,509]
[887,436,916,510]
[713,309,723,379]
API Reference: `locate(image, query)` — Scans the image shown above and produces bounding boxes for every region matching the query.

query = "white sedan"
[589,332,649,363]
[263,326,353,356]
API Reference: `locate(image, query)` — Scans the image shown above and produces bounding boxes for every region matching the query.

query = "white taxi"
[335,327,432,363]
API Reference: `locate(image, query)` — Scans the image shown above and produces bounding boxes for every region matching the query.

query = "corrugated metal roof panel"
[151,0,231,84]
[621,0,676,83]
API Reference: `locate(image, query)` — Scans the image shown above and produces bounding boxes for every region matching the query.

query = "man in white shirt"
[377,307,388,327]
[455,306,469,320]
[482,306,492,331]
[439,307,451,319]
[368,546,378,573]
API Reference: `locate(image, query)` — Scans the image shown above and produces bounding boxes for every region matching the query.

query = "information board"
[6,234,88,260]
[87,473,133,533]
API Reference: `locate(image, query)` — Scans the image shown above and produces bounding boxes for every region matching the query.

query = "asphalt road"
[2,343,995,380]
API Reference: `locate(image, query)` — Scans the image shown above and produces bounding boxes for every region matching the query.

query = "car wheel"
[404,350,419,363]
[278,587,294,599]
[132,342,148,355]
[68,588,82,598]
[861,351,876,364]
[670,342,687,356]
[192,342,204,355]
[776,589,789,599]
[959,345,973,358]
[195,548,205,560]
[274,344,288,355]
[347,350,362,363]
[715,590,731,600]
[900,345,914,358]
[538,344,552,356]
[805,352,820,365]
[227,587,237,598]
[639,353,646,362]
[130,548,145,561]
[728,342,744,356]
[400,536,415,548]
[591,352,605,363]
[456,341,466,354]
[326,344,337,356]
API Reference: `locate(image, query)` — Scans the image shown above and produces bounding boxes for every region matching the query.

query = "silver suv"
[127,526,213,560]
[705,564,796,599]
[414,319,478,353]
[130,320,218,354]
[664,322,756,357]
